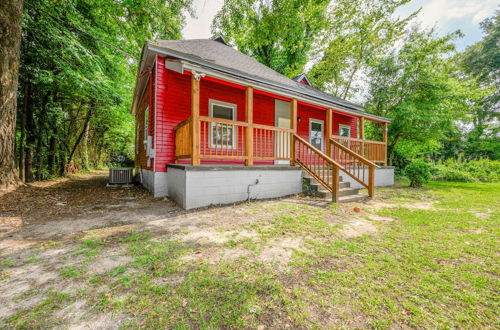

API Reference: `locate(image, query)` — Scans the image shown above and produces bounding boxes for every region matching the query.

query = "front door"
[274,100,291,164]
[310,119,324,152]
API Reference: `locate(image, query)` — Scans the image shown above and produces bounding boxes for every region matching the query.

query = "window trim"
[309,118,324,152]
[209,99,238,149]
[339,124,351,138]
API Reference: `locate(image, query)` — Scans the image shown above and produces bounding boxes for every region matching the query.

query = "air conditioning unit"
[109,168,133,184]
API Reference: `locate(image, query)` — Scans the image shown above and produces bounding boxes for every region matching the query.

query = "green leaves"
[212,0,329,77]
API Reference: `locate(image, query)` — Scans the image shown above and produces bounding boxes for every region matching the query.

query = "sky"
[182,0,498,51]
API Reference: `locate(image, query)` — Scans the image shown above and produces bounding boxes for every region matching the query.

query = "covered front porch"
[172,75,390,204]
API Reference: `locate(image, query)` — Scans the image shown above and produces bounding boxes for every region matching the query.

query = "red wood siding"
[134,71,154,171]
[151,56,358,171]
[332,112,357,138]
[155,56,191,171]
[297,103,327,152]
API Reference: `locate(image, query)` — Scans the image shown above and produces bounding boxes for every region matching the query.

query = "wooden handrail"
[294,135,345,169]
[174,117,192,131]
[252,123,293,132]
[293,134,343,202]
[331,135,386,145]
[329,137,376,197]
[199,116,250,127]
[330,138,380,169]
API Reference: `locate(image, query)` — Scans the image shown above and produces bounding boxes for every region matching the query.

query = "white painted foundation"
[341,166,395,189]
[166,165,303,209]
[137,168,169,198]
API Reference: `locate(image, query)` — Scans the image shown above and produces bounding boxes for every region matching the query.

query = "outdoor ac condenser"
[109,168,133,184]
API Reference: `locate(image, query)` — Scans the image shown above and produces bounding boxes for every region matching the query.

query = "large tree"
[308,0,415,100]
[459,11,499,160]
[365,28,481,165]
[15,0,192,181]
[0,0,23,188]
[212,0,329,77]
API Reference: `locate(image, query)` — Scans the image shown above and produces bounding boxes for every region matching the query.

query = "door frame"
[309,118,325,152]
[274,100,291,164]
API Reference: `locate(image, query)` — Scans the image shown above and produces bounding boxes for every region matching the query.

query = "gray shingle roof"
[149,39,366,113]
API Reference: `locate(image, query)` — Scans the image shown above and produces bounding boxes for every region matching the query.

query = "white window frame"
[339,124,351,138]
[309,119,324,152]
[209,99,237,149]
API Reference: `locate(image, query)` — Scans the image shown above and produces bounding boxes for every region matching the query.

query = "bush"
[432,158,500,182]
[405,160,431,187]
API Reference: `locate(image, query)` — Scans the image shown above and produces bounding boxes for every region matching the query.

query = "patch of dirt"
[340,218,378,238]
[473,212,492,219]
[258,237,303,265]
[366,200,435,211]
[0,238,38,252]
[82,224,139,240]
[360,211,395,222]
[88,255,132,275]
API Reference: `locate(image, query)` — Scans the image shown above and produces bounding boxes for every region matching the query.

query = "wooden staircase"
[292,134,378,202]
[303,173,368,202]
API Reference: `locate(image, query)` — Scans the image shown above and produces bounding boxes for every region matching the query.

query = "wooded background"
[1,0,498,187]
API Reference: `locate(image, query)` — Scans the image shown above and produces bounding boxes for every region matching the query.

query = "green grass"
[2,181,498,328]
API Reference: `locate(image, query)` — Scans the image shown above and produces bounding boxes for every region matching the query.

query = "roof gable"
[292,73,312,86]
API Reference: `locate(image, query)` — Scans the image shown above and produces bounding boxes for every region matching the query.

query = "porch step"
[338,194,369,203]
[303,171,367,203]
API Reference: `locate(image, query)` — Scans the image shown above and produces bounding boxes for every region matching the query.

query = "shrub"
[432,158,500,182]
[405,160,431,187]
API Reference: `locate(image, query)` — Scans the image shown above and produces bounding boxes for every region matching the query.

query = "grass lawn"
[1,181,498,328]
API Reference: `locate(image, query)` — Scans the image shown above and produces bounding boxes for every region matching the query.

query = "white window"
[309,119,324,151]
[339,124,351,137]
[209,99,237,148]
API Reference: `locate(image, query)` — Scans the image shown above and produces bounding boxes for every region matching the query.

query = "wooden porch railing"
[174,118,193,159]
[329,137,378,197]
[174,116,380,201]
[331,135,386,165]
[253,124,293,161]
[293,135,343,202]
[199,116,249,159]
[175,116,293,162]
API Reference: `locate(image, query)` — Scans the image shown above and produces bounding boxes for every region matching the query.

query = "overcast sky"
[182,0,498,51]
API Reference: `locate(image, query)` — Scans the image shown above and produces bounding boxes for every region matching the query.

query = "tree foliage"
[308,0,415,99]
[16,0,192,181]
[212,0,329,77]
[365,28,486,165]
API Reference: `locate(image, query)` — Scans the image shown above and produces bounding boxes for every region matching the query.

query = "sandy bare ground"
[0,171,404,328]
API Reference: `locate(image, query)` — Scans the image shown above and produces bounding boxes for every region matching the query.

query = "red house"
[131,38,393,209]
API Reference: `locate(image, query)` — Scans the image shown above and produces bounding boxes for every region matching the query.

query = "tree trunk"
[35,93,49,180]
[66,107,92,169]
[82,118,90,170]
[48,126,57,176]
[18,82,29,181]
[24,91,35,182]
[0,0,23,188]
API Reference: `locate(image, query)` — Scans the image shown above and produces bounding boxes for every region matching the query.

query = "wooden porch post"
[332,166,340,202]
[382,122,388,166]
[290,99,298,166]
[368,165,375,198]
[359,117,365,157]
[326,108,332,157]
[245,87,254,166]
[191,75,200,166]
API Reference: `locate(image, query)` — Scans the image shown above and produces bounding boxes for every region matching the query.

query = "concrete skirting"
[137,168,168,198]
[166,165,303,209]
[341,166,395,189]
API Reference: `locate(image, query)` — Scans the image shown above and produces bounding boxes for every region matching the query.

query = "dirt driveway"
[0,171,186,245]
